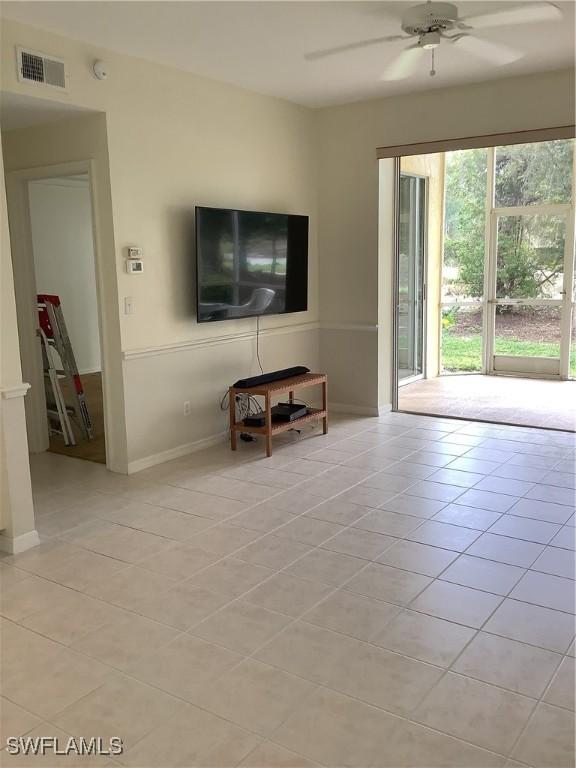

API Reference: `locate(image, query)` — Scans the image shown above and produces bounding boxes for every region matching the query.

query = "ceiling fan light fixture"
[420,30,441,49]
[304,0,562,80]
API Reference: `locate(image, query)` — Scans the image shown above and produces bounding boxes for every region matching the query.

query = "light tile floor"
[1,412,575,767]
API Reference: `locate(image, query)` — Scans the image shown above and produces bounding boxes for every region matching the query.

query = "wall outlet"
[183,400,191,416]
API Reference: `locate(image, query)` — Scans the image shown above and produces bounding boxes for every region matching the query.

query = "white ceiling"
[1,1,574,107]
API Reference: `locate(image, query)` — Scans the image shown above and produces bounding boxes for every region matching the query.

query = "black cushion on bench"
[233,366,310,389]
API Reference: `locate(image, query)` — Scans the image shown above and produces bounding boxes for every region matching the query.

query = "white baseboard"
[127,431,228,474]
[127,402,394,474]
[329,402,381,417]
[0,529,41,554]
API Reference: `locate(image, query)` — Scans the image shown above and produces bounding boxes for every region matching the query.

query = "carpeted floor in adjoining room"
[48,371,106,464]
[399,374,576,432]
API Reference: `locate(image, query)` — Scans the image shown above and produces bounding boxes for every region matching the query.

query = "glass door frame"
[397,171,428,387]
[483,146,576,380]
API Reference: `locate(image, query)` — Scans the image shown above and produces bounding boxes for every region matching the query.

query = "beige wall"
[400,153,445,379]
[0,143,22,388]
[0,136,37,550]
[125,325,319,471]
[28,178,101,374]
[316,68,575,411]
[1,18,320,470]
[1,17,574,469]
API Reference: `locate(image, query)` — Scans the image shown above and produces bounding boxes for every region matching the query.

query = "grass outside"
[442,330,576,377]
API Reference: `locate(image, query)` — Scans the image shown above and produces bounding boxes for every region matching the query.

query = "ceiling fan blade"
[459,2,562,29]
[455,35,523,65]
[380,45,426,81]
[305,35,405,61]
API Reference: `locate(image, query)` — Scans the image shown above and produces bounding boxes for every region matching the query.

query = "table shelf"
[231,407,327,436]
[229,373,328,456]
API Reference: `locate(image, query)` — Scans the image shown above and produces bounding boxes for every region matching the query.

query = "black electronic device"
[271,402,308,423]
[243,413,266,427]
[196,206,309,322]
[233,366,309,389]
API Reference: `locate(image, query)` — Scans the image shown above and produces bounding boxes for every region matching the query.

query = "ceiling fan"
[304,1,562,80]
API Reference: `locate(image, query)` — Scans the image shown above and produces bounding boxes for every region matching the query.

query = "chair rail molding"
[1,383,31,399]
[122,320,320,360]
[121,321,378,361]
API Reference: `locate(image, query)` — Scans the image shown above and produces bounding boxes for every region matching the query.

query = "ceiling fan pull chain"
[430,47,436,77]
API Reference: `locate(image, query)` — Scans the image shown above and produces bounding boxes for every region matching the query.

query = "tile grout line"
[10,413,575,764]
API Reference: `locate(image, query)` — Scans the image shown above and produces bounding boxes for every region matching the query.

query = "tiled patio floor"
[399,374,576,431]
[1,412,574,767]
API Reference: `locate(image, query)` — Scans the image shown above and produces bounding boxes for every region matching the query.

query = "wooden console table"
[229,372,327,457]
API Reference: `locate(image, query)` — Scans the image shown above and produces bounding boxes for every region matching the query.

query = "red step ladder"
[37,294,94,444]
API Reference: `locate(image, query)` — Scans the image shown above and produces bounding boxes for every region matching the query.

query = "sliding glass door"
[398,174,426,384]
[441,139,575,379]
[485,141,575,378]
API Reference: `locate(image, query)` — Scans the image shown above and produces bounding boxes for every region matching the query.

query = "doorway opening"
[394,137,576,431]
[29,174,105,462]
[9,168,106,464]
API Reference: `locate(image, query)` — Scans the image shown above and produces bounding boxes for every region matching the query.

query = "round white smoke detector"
[93,60,109,81]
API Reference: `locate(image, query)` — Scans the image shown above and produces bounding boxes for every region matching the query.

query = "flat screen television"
[195,206,308,322]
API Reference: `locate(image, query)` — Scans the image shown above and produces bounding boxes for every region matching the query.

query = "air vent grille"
[21,51,44,82]
[17,47,66,89]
